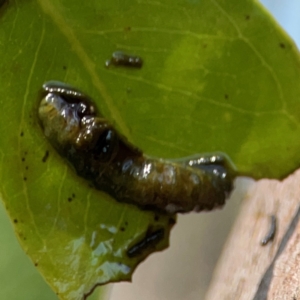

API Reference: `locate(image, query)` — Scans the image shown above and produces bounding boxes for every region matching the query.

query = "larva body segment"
[100,155,235,214]
[38,81,236,214]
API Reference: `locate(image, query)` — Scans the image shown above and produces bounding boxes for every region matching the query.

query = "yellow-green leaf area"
[1,0,300,299]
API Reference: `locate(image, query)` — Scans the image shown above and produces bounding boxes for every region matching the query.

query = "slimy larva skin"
[38,81,237,214]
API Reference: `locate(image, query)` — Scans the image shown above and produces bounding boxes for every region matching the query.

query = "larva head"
[38,81,98,148]
[38,81,119,164]
[41,81,97,117]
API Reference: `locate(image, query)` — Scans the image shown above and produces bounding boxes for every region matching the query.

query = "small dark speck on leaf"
[20,131,24,137]
[63,65,67,70]
[279,42,286,49]
[34,262,38,267]
[125,221,128,226]
[14,219,18,223]
[124,26,131,31]
[72,193,76,198]
[224,94,229,99]
[19,232,27,241]
[42,150,49,163]
[68,197,72,202]
[245,15,250,20]
[23,177,27,181]
[25,166,29,170]
[21,157,25,162]
[120,227,125,232]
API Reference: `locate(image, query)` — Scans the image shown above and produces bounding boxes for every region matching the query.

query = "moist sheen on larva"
[38,81,237,214]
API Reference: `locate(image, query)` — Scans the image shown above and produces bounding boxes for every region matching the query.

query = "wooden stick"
[205,169,300,300]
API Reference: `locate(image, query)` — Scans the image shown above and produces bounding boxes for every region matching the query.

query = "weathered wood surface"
[205,169,300,300]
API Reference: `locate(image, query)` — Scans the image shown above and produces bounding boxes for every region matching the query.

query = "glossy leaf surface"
[0,0,300,299]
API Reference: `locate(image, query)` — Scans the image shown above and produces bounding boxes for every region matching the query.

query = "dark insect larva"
[38,81,237,214]
[105,51,143,68]
[127,228,164,258]
[261,215,277,246]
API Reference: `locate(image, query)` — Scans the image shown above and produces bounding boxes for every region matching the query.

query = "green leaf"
[0,201,58,300]
[0,199,105,300]
[0,1,175,299]
[0,0,300,299]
